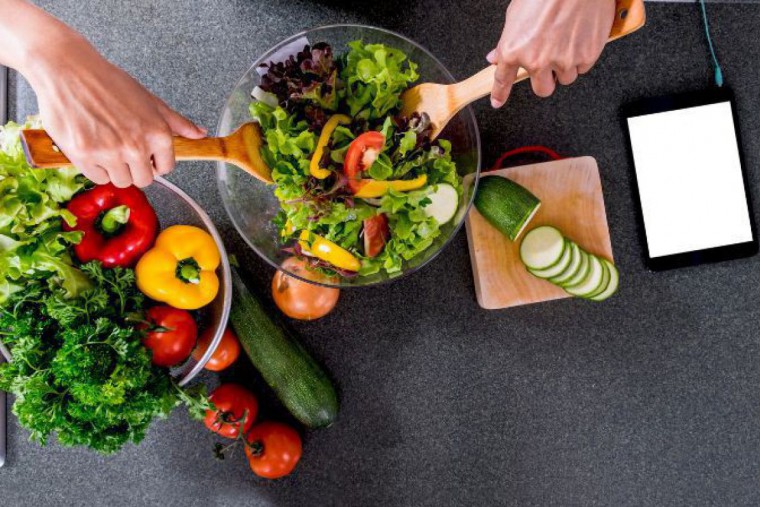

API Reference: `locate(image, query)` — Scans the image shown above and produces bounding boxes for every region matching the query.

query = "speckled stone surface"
[5,1,760,505]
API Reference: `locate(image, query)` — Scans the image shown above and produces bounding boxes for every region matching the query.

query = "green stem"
[100,205,130,234]
[176,258,201,284]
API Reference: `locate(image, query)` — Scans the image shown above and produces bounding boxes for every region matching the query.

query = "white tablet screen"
[627,101,752,258]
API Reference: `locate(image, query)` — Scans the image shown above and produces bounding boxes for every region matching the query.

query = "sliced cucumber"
[549,242,582,285]
[590,260,619,301]
[529,240,571,279]
[520,226,565,270]
[565,255,604,297]
[424,184,459,225]
[585,258,611,300]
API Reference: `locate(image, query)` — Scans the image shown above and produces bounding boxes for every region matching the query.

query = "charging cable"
[699,0,724,87]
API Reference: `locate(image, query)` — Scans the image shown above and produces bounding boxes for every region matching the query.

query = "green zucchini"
[229,265,339,428]
[474,176,541,241]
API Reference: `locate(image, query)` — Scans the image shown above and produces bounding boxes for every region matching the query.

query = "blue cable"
[699,0,724,87]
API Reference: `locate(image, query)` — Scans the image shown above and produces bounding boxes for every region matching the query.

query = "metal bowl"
[216,24,481,288]
[146,177,232,386]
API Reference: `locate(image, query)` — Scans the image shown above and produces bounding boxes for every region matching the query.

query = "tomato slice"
[363,214,390,258]
[344,131,386,193]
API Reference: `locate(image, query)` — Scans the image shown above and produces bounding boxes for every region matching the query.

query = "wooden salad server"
[400,0,647,139]
[20,122,273,183]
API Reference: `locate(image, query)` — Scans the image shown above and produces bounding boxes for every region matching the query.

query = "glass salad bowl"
[146,177,232,386]
[216,24,481,287]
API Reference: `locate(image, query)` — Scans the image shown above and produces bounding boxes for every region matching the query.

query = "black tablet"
[622,89,758,270]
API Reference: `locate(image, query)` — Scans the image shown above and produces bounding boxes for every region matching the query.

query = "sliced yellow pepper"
[310,114,351,179]
[136,225,221,310]
[353,174,428,198]
[298,230,361,272]
[281,219,296,238]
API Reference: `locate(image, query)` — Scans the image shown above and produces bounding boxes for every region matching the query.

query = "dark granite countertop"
[4,1,760,505]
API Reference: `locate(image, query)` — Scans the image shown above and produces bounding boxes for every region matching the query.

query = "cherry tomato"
[363,213,390,258]
[245,421,302,479]
[142,306,197,367]
[344,131,385,193]
[272,257,340,321]
[191,327,241,372]
[204,384,259,439]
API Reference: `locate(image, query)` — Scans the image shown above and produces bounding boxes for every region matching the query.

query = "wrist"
[0,0,90,82]
[21,29,92,89]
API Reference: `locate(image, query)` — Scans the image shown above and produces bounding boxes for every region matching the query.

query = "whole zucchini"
[229,265,339,428]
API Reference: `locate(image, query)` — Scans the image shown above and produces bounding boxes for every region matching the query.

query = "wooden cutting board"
[465,156,614,310]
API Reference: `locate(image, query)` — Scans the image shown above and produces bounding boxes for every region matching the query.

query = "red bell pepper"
[64,183,159,268]
[344,131,385,193]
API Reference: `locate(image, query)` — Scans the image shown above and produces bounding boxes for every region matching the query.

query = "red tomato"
[363,214,390,258]
[272,257,340,321]
[204,384,259,439]
[191,327,241,372]
[142,306,198,367]
[245,421,303,479]
[344,131,385,193]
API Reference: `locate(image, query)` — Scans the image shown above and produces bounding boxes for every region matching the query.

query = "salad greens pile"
[0,119,90,302]
[0,120,209,454]
[251,41,462,276]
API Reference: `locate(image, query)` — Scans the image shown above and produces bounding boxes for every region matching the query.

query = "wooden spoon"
[400,0,647,140]
[20,122,273,183]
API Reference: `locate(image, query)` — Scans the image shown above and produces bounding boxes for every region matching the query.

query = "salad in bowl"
[222,29,480,284]
[252,41,462,277]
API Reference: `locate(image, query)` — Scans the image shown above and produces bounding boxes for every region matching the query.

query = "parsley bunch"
[0,262,209,454]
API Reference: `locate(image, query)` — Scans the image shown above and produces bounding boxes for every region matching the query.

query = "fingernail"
[491,97,504,109]
[486,50,497,63]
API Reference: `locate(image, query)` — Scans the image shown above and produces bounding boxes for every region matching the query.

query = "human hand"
[22,31,206,187]
[488,0,617,108]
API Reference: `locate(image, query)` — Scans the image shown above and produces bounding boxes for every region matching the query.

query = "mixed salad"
[250,41,462,278]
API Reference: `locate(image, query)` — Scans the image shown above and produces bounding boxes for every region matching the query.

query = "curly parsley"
[0,262,210,454]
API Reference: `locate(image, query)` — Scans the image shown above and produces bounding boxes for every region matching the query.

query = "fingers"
[156,99,207,139]
[126,155,154,188]
[491,60,519,109]
[80,164,110,185]
[529,68,556,98]
[151,140,176,177]
[555,66,579,86]
[104,162,133,189]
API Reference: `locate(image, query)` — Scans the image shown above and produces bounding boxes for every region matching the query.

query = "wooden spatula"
[400,0,646,139]
[20,122,273,183]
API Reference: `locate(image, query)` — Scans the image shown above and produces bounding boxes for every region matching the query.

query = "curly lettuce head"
[0,117,89,302]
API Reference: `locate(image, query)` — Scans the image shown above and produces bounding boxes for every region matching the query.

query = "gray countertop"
[5,1,760,505]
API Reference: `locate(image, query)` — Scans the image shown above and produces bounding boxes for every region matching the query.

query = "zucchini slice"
[584,257,611,299]
[549,242,582,285]
[529,240,572,279]
[565,255,604,297]
[590,260,620,301]
[424,184,459,225]
[560,250,590,288]
[520,226,565,270]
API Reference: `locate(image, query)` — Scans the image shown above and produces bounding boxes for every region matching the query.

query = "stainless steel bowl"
[146,177,232,386]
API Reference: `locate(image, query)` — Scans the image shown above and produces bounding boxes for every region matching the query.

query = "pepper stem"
[100,205,130,234]
[176,258,201,284]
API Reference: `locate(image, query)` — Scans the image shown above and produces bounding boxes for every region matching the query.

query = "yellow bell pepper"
[298,230,361,272]
[136,225,221,310]
[310,114,351,179]
[353,174,428,198]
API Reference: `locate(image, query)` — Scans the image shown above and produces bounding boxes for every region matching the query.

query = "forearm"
[0,0,87,82]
